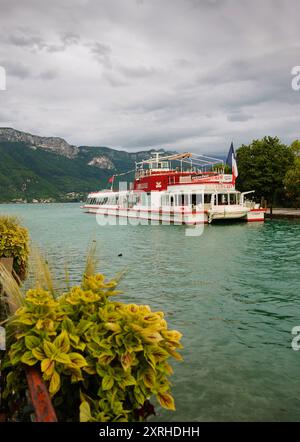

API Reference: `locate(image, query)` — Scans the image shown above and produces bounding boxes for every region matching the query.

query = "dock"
[266,208,300,219]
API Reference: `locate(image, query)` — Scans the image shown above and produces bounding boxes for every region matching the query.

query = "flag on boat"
[108,176,114,183]
[226,142,238,179]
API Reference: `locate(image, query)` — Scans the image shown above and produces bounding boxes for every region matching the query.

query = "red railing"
[25,367,57,422]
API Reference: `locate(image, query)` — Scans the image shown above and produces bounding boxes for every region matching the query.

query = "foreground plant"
[1,250,183,422]
[0,215,29,280]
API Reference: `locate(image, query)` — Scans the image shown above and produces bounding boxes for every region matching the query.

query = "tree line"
[236,137,300,209]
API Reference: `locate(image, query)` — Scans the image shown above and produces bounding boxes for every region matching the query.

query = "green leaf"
[140,329,163,344]
[83,365,97,375]
[43,340,57,358]
[32,347,45,361]
[98,353,115,365]
[157,392,175,411]
[102,375,114,391]
[133,386,145,406]
[80,401,92,422]
[70,367,83,382]
[25,335,41,350]
[54,353,71,364]
[16,316,34,325]
[20,351,37,366]
[69,334,80,345]
[61,318,76,334]
[96,364,107,377]
[77,319,94,335]
[41,358,55,376]
[49,371,61,396]
[54,330,70,353]
[72,341,86,351]
[142,369,156,389]
[9,343,23,365]
[119,375,136,389]
[120,352,133,371]
[105,322,121,332]
[69,352,88,368]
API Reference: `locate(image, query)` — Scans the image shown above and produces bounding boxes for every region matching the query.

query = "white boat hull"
[83,204,266,224]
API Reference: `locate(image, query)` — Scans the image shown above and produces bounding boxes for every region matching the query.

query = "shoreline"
[1,202,300,219]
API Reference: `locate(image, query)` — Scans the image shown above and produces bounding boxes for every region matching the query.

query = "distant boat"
[83,149,265,224]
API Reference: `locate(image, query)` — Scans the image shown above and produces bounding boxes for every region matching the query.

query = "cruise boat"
[83,149,266,224]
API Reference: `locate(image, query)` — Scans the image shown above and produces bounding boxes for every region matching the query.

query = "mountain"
[0,127,78,158]
[0,128,174,203]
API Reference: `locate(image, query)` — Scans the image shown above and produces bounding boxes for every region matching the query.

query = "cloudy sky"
[0,0,299,153]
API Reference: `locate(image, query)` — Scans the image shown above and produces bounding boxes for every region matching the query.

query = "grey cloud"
[8,33,44,49]
[119,65,156,78]
[1,60,58,81]
[188,0,226,8]
[45,33,80,53]
[89,42,111,66]
[61,32,80,46]
[7,30,80,53]
[227,112,253,122]
[0,0,300,152]
[1,60,31,78]
[38,70,58,80]
[108,123,214,149]
[103,72,128,88]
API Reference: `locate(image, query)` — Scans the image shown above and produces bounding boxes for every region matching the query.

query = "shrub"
[2,255,183,422]
[0,215,29,280]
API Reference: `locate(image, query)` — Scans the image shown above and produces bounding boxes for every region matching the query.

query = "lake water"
[1,203,300,421]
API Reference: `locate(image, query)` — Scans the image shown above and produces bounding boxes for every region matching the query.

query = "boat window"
[218,194,228,205]
[170,195,174,207]
[204,194,211,204]
[179,194,189,206]
[229,194,236,205]
[192,194,203,206]
[161,194,169,206]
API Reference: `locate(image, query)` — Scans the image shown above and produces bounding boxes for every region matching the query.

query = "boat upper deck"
[133,151,233,191]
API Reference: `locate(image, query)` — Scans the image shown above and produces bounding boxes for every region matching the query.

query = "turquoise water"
[1,203,300,421]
